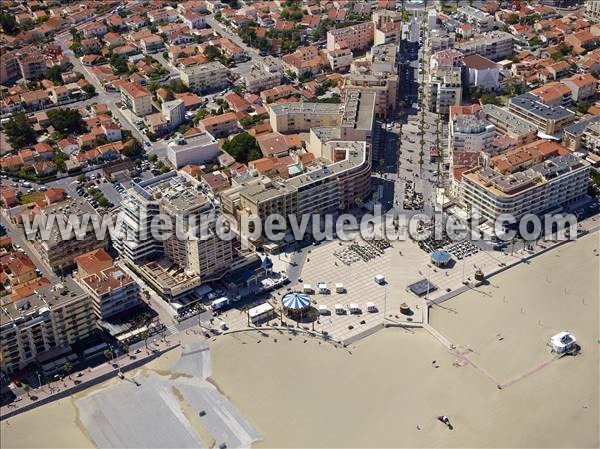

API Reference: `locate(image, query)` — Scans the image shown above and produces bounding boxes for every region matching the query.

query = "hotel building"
[460,152,590,223]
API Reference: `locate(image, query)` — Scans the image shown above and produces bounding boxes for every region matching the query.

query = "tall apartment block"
[1,278,95,375]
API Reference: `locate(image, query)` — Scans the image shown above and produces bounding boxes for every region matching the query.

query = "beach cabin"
[366,302,377,313]
[335,304,345,315]
[211,296,230,310]
[374,274,385,285]
[248,302,276,325]
[335,283,345,293]
[303,283,313,293]
[318,304,330,315]
[348,303,361,314]
[317,282,329,294]
[550,332,577,354]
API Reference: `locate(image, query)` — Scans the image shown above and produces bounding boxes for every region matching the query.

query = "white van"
[211,297,229,310]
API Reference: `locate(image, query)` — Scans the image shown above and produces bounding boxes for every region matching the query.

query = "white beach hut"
[374,274,385,285]
[550,331,577,353]
[317,282,328,294]
[335,283,345,293]
[303,283,313,293]
[318,304,329,315]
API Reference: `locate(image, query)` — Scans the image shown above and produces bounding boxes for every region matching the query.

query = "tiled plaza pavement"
[214,236,525,343]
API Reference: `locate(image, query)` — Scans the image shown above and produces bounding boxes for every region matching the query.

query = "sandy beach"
[209,234,599,448]
[0,348,183,449]
[1,234,597,448]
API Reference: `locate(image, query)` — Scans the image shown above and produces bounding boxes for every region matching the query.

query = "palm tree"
[103,349,113,363]
[140,330,150,349]
[63,362,73,379]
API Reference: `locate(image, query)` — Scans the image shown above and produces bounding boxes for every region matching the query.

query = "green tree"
[528,36,543,47]
[82,84,96,96]
[222,132,262,164]
[4,113,37,149]
[54,151,69,172]
[47,108,85,135]
[480,92,502,106]
[577,101,590,114]
[204,45,220,61]
[168,79,187,94]
[193,108,210,124]
[63,362,73,378]
[110,53,128,75]
[122,139,143,158]
[0,13,19,35]
[47,62,72,84]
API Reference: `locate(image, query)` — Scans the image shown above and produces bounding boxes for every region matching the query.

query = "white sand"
[0,397,94,449]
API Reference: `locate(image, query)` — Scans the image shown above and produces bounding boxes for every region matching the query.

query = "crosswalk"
[164,323,179,336]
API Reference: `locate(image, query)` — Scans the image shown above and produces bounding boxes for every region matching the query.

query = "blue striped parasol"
[282,292,310,310]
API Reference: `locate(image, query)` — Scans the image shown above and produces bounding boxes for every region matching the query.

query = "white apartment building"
[583,121,600,156]
[450,113,496,154]
[326,48,353,71]
[327,21,374,52]
[269,102,341,133]
[161,99,186,129]
[585,1,600,20]
[429,28,455,52]
[426,67,462,115]
[78,266,141,320]
[457,5,495,33]
[460,153,590,223]
[115,176,168,263]
[242,66,282,93]
[117,173,235,297]
[0,278,95,375]
[455,31,514,61]
[179,61,229,92]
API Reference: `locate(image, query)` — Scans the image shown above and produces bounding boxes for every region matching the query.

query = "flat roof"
[341,90,375,131]
[564,115,600,136]
[510,93,574,121]
[482,104,539,135]
[0,277,86,324]
[269,102,340,115]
